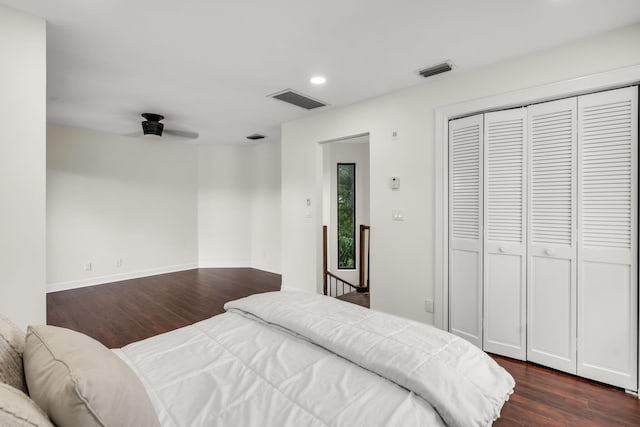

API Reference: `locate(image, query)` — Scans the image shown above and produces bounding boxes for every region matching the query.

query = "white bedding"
[114,291,514,427]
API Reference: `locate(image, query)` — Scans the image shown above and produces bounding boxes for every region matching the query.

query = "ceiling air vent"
[418,62,452,78]
[246,133,266,140]
[270,89,327,110]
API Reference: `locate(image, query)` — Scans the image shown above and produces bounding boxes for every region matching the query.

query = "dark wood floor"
[47,268,640,425]
[47,268,280,348]
[493,356,640,426]
[336,291,370,308]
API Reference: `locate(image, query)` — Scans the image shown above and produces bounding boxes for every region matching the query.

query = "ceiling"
[2,0,640,145]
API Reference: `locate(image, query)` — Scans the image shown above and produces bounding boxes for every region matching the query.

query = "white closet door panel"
[528,255,575,372]
[450,248,482,344]
[483,108,526,360]
[449,114,483,348]
[580,259,634,387]
[484,253,525,356]
[527,97,577,374]
[577,86,638,390]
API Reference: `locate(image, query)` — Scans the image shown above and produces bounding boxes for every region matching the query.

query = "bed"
[1,291,514,427]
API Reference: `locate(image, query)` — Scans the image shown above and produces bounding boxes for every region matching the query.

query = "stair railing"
[358,225,370,292]
[323,225,370,297]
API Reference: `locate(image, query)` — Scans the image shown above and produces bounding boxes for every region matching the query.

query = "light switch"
[304,198,312,218]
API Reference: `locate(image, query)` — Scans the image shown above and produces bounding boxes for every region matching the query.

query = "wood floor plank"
[47,268,281,348]
[336,291,370,308]
[46,268,640,425]
[493,356,640,426]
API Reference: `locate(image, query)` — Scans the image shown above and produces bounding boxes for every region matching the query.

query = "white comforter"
[115,291,513,427]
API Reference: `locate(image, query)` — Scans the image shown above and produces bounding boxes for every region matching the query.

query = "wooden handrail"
[326,272,358,297]
[323,225,328,296]
[359,225,370,290]
[327,272,358,289]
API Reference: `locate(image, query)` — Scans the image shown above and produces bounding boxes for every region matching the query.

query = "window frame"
[337,162,356,270]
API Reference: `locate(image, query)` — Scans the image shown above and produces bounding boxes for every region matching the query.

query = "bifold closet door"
[449,114,483,348]
[483,108,527,360]
[527,98,578,374]
[577,86,638,391]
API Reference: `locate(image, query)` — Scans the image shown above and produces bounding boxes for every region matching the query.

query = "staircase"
[323,225,370,299]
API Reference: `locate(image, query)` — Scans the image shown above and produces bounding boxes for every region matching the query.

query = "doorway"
[321,134,370,303]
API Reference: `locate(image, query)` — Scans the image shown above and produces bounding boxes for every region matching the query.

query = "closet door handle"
[544,248,555,256]
[498,246,507,253]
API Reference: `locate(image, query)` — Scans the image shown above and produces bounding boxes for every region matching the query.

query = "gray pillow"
[23,325,160,427]
[0,382,54,427]
[0,313,27,393]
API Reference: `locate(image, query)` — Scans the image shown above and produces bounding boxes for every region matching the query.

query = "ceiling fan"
[134,113,199,140]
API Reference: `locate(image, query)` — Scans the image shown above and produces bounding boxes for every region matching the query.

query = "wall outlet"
[390,176,400,190]
[116,258,123,268]
[392,209,404,221]
[84,262,92,272]
[425,299,434,313]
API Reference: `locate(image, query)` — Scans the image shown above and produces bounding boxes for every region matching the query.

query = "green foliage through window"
[337,163,355,269]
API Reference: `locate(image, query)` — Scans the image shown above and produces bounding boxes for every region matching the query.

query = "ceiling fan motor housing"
[141,113,164,136]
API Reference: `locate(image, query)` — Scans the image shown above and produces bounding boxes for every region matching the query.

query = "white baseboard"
[197,261,251,268]
[47,263,198,293]
[250,262,281,275]
[197,261,281,275]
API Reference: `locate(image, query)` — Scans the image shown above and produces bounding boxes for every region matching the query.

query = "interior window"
[337,163,356,269]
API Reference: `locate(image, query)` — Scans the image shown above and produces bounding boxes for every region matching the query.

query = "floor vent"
[418,62,452,78]
[270,89,327,110]
[246,133,266,140]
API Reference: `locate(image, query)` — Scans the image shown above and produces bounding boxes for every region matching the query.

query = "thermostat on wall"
[391,177,400,190]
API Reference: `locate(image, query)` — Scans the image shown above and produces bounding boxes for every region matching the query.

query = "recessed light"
[310,75,327,85]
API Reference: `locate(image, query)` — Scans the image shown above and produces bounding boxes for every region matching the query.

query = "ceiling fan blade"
[164,129,199,139]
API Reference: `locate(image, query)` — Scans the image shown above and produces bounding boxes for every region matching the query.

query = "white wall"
[198,145,252,267]
[198,142,281,273]
[281,23,640,324]
[322,140,370,286]
[47,128,280,291]
[250,142,282,274]
[0,6,46,329]
[47,125,198,291]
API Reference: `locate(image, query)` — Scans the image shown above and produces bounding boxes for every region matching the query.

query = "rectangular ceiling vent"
[418,62,453,78]
[246,133,266,140]
[270,89,327,110]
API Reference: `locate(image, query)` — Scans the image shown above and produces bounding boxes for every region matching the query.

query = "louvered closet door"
[527,98,578,374]
[449,114,483,348]
[483,108,527,360]
[577,87,638,391]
